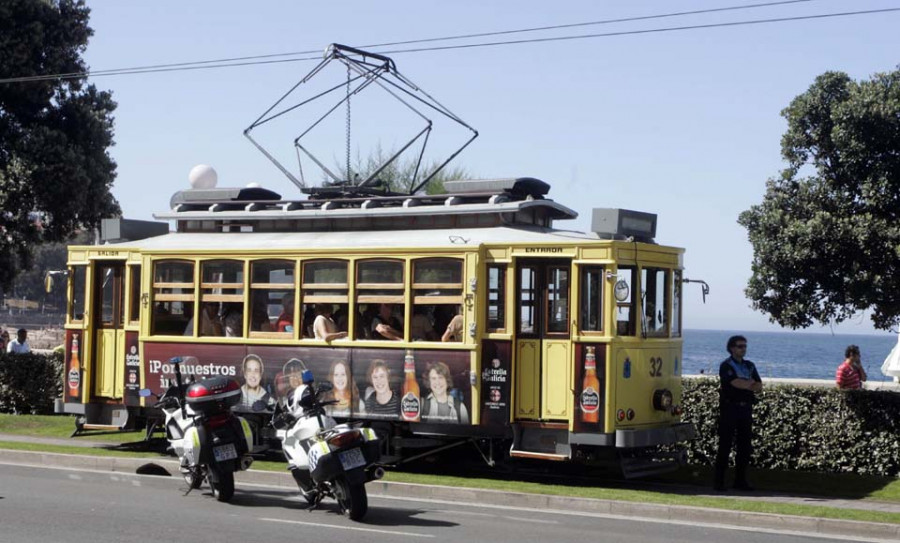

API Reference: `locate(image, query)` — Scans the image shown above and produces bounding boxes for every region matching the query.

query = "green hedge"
[682,377,900,476]
[0,351,64,415]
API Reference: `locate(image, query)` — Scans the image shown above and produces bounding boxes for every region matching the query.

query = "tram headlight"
[652,389,674,412]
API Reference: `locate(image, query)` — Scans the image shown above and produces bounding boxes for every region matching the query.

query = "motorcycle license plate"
[213,443,238,462]
[338,447,366,470]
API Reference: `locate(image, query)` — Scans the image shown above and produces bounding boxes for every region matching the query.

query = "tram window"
[487,265,506,331]
[250,260,296,336]
[615,267,636,336]
[641,268,669,337]
[68,265,87,323]
[302,260,348,339]
[672,270,682,337]
[357,259,405,340]
[200,260,245,337]
[546,266,569,334]
[99,266,116,325]
[128,265,141,325]
[519,266,538,335]
[413,258,463,342]
[580,266,604,333]
[151,260,194,336]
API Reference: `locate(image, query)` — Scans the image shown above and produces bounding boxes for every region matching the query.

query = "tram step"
[509,450,569,461]
[79,404,129,430]
[81,424,123,432]
[510,423,572,460]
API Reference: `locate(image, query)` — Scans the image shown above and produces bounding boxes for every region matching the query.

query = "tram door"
[514,260,572,421]
[92,261,126,399]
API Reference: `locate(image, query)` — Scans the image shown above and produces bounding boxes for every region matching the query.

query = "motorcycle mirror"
[301,369,314,384]
[316,381,334,395]
[138,388,153,398]
[277,414,294,430]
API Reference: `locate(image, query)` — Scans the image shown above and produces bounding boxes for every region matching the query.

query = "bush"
[0,351,64,415]
[682,377,900,476]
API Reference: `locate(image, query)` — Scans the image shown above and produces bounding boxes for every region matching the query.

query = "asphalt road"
[0,463,866,543]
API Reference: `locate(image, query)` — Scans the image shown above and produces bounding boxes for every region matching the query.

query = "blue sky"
[78,1,900,335]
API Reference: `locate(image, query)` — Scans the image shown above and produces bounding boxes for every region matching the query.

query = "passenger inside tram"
[410,306,438,341]
[371,303,403,341]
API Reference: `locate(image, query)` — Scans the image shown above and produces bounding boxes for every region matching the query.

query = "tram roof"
[109,225,607,252]
[154,198,577,222]
[153,178,578,227]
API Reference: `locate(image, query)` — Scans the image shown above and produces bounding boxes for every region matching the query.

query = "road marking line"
[432,509,494,518]
[374,495,897,543]
[503,516,558,524]
[260,517,434,538]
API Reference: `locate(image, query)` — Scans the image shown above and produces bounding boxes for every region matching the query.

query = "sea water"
[683,329,898,381]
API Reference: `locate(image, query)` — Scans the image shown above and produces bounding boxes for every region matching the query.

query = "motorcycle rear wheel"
[209,467,235,502]
[334,477,367,521]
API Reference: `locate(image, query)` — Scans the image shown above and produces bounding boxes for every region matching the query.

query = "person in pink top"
[836,344,867,390]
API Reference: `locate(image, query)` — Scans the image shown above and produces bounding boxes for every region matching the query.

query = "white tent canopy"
[880,332,900,377]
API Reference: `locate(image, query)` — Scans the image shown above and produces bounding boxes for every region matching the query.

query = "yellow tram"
[60,177,694,473]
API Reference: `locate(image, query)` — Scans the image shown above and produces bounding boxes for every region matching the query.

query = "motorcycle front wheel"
[208,467,235,502]
[334,477,367,521]
[184,470,203,490]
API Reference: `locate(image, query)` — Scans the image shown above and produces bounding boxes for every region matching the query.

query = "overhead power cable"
[378,7,900,55]
[0,4,895,85]
[1,0,820,84]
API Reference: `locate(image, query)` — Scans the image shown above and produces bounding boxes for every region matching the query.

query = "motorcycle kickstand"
[181,466,203,496]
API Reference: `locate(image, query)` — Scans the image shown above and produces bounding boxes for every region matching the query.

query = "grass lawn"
[2,413,899,524]
[0,414,132,443]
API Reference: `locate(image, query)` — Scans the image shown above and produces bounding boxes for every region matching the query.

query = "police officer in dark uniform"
[714,335,762,491]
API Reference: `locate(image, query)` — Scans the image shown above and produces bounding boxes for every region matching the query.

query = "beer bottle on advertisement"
[401,349,421,421]
[580,345,600,423]
[67,333,81,396]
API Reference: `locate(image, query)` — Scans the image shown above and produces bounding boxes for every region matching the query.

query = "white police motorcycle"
[273,369,382,521]
[142,356,254,502]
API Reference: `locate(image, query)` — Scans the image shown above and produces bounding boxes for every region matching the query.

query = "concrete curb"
[2,449,899,541]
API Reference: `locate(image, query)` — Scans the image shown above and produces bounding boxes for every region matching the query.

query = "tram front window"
[672,270,683,337]
[615,267,636,336]
[641,268,669,337]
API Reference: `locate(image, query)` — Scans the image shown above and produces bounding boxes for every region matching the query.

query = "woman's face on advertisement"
[332,363,348,390]
[428,369,447,396]
[245,360,262,388]
[287,369,302,388]
[371,367,389,393]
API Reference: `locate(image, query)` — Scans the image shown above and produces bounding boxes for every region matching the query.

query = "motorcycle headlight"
[653,389,674,412]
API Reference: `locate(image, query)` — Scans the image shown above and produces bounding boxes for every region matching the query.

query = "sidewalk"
[2,432,899,540]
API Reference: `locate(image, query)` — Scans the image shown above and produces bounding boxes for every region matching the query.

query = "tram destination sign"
[512,246,576,256]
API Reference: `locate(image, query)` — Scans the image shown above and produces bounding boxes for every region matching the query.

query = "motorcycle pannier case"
[186,377,242,414]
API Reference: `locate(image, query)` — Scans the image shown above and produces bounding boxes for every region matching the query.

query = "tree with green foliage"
[0,0,119,291]
[336,145,470,195]
[739,68,900,330]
